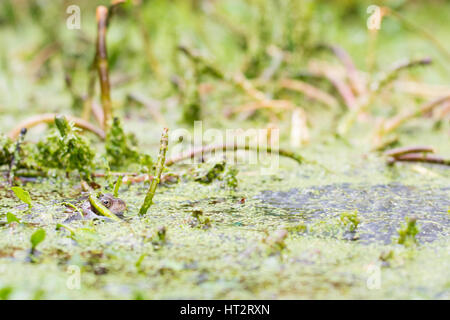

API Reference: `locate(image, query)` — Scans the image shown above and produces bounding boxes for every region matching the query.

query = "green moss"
[223,165,239,189]
[194,161,226,184]
[0,133,14,166]
[36,116,96,181]
[0,0,449,301]
[397,217,419,247]
[105,117,153,171]
[340,210,360,232]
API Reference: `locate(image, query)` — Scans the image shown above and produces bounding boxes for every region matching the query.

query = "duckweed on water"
[0,0,449,300]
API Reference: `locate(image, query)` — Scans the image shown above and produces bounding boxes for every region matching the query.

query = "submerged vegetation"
[0,0,449,299]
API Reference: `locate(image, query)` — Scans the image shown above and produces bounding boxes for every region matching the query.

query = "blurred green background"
[0,0,448,137]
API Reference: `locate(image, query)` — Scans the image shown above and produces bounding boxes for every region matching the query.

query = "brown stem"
[8,114,105,140]
[280,78,339,109]
[307,68,357,111]
[389,153,450,166]
[384,145,435,158]
[371,57,432,93]
[96,6,112,131]
[435,100,450,119]
[339,57,432,136]
[381,95,450,135]
[316,43,364,96]
[394,81,450,99]
[165,143,304,167]
[327,72,358,110]
[82,1,124,123]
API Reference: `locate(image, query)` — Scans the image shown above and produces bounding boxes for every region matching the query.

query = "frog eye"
[102,199,111,207]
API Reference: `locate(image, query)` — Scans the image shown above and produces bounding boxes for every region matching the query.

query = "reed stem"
[139,128,169,216]
[96,6,112,131]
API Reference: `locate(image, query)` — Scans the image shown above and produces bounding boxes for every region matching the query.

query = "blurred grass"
[0,0,449,136]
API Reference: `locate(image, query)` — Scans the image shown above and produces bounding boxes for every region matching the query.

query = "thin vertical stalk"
[96,6,112,131]
[139,128,169,216]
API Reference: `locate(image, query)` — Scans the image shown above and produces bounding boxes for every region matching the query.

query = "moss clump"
[340,210,360,232]
[0,133,14,166]
[287,223,307,233]
[36,116,96,180]
[223,165,239,190]
[194,160,226,184]
[193,160,239,189]
[188,209,212,230]
[181,78,202,126]
[397,217,419,247]
[105,117,152,171]
[0,132,39,172]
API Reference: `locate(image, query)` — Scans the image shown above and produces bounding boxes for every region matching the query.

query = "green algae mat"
[0,1,449,300]
[1,132,448,299]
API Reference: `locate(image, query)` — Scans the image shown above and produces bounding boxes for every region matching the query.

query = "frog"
[65,193,127,222]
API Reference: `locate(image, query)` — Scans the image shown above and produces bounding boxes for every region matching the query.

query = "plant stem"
[338,57,432,136]
[384,145,435,158]
[165,142,304,166]
[307,67,358,111]
[139,128,169,216]
[373,95,450,147]
[96,6,112,131]
[382,95,450,135]
[82,1,124,123]
[371,58,432,93]
[280,78,339,109]
[316,43,364,96]
[7,113,105,140]
[113,175,123,197]
[388,153,450,166]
